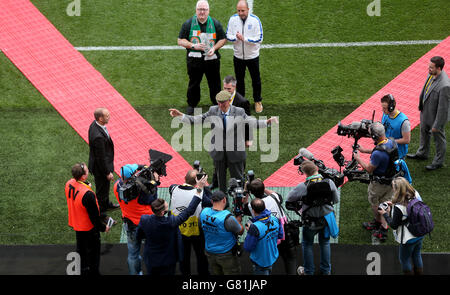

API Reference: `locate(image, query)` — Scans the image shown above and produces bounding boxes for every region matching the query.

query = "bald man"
[226,0,264,113]
[88,107,118,214]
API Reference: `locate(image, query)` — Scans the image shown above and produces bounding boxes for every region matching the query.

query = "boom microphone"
[298,148,315,161]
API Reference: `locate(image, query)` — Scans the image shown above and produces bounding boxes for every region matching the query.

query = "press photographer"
[200,190,244,275]
[168,162,212,275]
[113,163,159,275]
[352,122,399,242]
[286,160,340,275]
[242,177,298,275]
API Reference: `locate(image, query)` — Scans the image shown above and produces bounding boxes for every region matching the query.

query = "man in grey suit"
[407,56,450,170]
[169,90,278,192]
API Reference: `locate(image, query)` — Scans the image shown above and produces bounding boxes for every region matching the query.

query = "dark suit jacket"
[182,105,267,163]
[88,121,114,176]
[232,91,250,116]
[419,70,450,130]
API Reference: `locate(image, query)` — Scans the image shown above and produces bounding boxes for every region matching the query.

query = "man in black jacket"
[88,107,119,214]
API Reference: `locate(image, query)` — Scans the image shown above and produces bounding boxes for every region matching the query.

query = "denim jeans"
[124,223,143,275]
[252,263,272,275]
[302,226,331,275]
[399,238,423,272]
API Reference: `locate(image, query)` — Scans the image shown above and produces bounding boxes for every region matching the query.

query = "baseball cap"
[215,90,231,102]
[211,190,227,202]
[120,164,138,180]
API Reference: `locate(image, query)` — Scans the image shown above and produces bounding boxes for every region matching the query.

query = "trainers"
[255,102,263,113]
[372,227,388,242]
[362,220,381,231]
[297,266,305,275]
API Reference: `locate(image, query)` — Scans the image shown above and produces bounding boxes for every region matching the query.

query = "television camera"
[228,170,255,216]
[118,149,172,203]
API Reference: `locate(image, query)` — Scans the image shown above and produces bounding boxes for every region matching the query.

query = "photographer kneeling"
[243,178,297,275]
[354,122,398,242]
[286,160,340,275]
[113,164,158,275]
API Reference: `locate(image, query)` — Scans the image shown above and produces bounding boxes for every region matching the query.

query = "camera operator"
[169,169,212,275]
[65,162,111,276]
[243,178,297,275]
[113,164,158,275]
[200,190,244,275]
[353,122,397,242]
[286,160,340,275]
[136,175,208,275]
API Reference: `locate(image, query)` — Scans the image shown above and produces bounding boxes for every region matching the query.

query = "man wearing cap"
[113,164,159,275]
[136,175,208,275]
[169,90,278,193]
[200,190,244,275]
[177,0,227,115]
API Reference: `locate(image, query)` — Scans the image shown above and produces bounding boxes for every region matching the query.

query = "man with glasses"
[177,0,227,115]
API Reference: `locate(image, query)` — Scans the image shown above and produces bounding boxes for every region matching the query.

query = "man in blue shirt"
[380,94,411,159]
[244,198,283,275]
[354,122,397,242]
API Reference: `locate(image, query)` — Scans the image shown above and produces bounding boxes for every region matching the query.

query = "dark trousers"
[180,234,210,275]
[278,240,299,275]
[76,230,101,276]
[233,56,261,102]
[93,173,110,214]
[214,154,245,193]
[187,57,221,107]
[147,264,176,275]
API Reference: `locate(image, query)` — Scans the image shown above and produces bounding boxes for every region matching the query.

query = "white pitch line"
[74,40,442,51]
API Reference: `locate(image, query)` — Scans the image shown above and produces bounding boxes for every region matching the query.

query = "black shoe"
[425,164,443,171]
[186,106,194,115]
[406,153,427,160]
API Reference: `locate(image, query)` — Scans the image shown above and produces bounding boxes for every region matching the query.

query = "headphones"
[387,94,396,113]
[370,123,380,141]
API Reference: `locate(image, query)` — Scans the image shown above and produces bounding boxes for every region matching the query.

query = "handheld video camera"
[119,149,172,203]
[294,148,345,187]
[228,178,246,216]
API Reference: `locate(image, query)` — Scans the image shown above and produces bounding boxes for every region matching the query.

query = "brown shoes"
[255,101,263,113]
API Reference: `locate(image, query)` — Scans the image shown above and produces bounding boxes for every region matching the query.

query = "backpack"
[302,180,333,207]
[405,198,434,238]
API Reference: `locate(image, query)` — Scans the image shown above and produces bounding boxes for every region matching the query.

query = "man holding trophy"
[177,0,227,115]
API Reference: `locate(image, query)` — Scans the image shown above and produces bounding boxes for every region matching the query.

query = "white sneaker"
[297,266,305,275]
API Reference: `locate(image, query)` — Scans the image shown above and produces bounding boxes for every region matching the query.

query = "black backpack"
[302,180,333,207]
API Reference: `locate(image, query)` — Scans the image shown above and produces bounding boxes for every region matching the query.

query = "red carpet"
[0,0,191,186]
[265,36,450,187]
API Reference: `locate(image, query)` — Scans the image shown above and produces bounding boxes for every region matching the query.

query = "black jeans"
[186,57,221,107]
[76,230,101,276]
[233,56,261,102]
[180,234,210,275]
